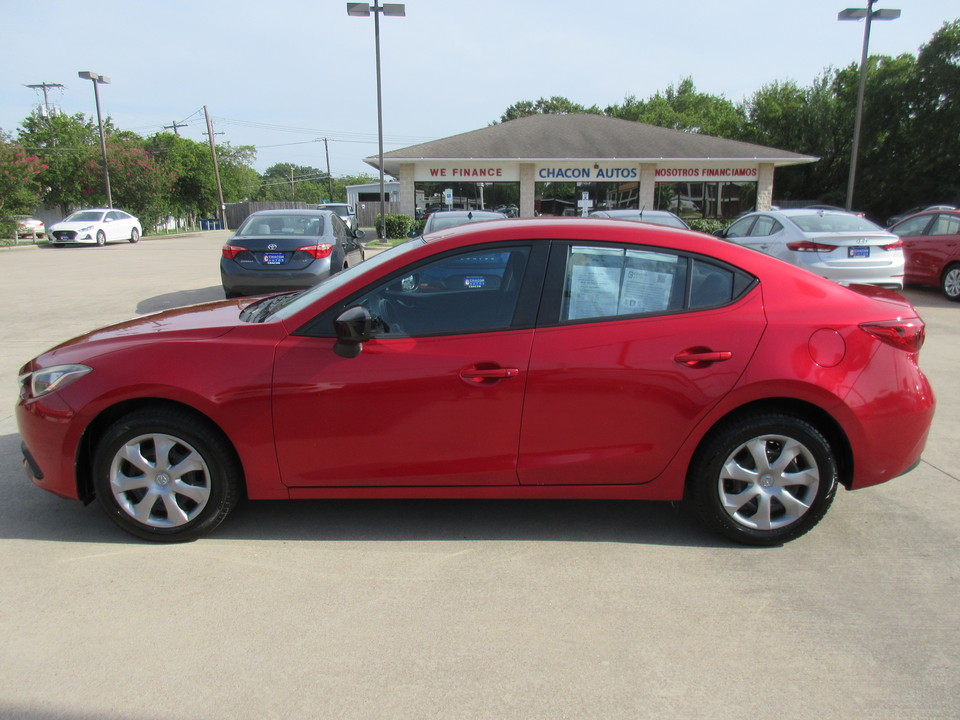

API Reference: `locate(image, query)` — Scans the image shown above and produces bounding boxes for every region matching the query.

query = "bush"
[687,218,730,235]
[376,213,415,240]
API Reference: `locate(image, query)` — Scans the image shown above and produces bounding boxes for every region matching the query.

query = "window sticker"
[567,247,623,319]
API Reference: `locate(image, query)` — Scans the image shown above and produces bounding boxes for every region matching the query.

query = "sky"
[2,0,956,179]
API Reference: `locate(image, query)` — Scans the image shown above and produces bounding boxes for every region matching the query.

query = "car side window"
[555,244,750,323]
[749,216,780,237]
[892,215,933,237]
[724,217,755,238]
[560,246,686,320]
[351,246,532,337]
[930,214,960,236]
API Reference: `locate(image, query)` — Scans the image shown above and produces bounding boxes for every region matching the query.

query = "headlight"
[19,364,92,399]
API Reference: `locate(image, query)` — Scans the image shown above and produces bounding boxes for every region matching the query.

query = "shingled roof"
[366,113,817,175]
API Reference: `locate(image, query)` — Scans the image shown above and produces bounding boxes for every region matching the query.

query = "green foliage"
[377,213,415,240]
[686,218,729,235]
[0,131,47,215]
[497,96,602,124]
[606,78,747,138]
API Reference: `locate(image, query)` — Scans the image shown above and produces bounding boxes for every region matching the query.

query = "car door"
[332,214,362,266]
[902,214,959,286]
[104,210,125,241]
[518,242,765,486]
[271,243,547,487]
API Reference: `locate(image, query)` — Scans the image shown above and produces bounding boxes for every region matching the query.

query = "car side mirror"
[407,230,420,238]
[354,229,365,240]
[713,229,726,238]
[333,306,372,358]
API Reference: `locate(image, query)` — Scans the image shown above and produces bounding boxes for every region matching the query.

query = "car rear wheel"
[687,413,838,546]
[942,264,960,301]
[129,228,140,243]
[96,230,106,246]
[93,407,242,542]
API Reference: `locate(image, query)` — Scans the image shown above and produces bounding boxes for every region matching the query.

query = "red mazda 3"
[16,219,935,545]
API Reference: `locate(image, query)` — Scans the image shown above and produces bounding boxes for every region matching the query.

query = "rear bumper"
[220,258,332,295]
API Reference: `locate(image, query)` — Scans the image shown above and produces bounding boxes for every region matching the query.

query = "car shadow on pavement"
[136,286,225,314]
[0,432,730,549]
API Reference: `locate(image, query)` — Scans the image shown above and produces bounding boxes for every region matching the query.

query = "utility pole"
[323,138,334,200]
[203,106,227,229]
[163,120,189,136]
[24,82,64,117]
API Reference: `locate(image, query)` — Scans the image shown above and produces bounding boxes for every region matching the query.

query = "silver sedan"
[717,209,904,289]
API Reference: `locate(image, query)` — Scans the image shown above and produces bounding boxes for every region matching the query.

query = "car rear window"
[237,215,325,236]
[791,213,882,233]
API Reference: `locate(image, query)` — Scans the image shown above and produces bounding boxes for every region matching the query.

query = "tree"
[907,19,960,207]
[17,111,101,214]
[257,162,329,203]
[606,78,747,138]
[0,132,48,238]
[496,96,601,124]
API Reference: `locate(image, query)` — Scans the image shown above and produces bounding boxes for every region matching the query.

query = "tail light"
[787,241,838,252]
[881,239,904,250]
[222,244,246,259]
[860,319,925,353]
[297,243,334,259]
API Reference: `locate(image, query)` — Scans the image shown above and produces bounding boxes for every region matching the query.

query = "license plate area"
[848,246,870,258]
[263,252,286,265]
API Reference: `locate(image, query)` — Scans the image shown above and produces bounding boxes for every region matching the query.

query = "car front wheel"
[93,407,242,542]
[942,263,960,301]
[687,413,838,546]
[96,230,106,246]
[129,228,140,243]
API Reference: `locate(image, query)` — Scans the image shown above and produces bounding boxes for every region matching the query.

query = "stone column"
[639,164,656,210]
[520,163,536,217]
[756,164,775,211]
[399,163,416,218]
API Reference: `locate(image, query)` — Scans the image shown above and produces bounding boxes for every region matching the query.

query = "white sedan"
[716,209,904,289]
[48,208,142,247]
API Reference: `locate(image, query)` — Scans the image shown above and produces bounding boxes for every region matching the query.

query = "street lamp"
[78,70,113,208]
[838,1,900,211]
[347,2,405,237]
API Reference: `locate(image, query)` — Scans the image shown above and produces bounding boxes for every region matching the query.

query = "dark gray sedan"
[221,209,365,297]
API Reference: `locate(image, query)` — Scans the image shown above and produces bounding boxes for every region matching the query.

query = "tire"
[687,413,838,546]
[942,264,960,302]
[96,230,106,246]
[129,228,140,244]
[93,407,242,542]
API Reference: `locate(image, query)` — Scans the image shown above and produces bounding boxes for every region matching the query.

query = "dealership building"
[364,113,816,220]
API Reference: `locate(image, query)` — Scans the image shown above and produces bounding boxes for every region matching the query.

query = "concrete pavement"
[0,232,957,720]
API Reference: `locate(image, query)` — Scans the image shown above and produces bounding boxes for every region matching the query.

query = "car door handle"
[674,350,733,367]
[460,366,520,384]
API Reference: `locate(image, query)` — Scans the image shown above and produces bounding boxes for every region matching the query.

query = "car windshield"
[790,213,882,233]
[257,239,426,323]
[236,215,325,237]
[66,211,105,222]
[429,213,503,232]
[322,206,351,217]
[600,211,687,228]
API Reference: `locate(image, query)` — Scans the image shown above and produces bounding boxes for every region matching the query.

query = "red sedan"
[890,209,960,300]
[16,219,935,545]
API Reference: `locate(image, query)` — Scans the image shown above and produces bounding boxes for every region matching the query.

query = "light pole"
[837,1,900,210]
[347,2,405,237]
[78,70,113,208]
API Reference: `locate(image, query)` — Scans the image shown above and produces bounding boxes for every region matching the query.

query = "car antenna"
[467,211,473,220]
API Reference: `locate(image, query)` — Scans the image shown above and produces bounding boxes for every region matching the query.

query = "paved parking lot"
[0,232,958,720]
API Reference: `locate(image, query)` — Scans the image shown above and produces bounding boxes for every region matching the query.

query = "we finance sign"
[415,165,519,182]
